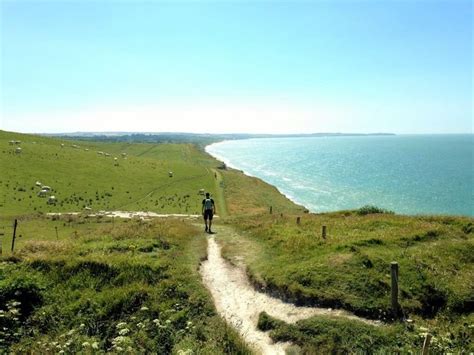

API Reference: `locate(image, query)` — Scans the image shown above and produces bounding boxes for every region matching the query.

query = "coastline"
[205,137,474,217]
[205,140,314,214]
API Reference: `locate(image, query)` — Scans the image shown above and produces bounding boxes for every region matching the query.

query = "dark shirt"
[202,198,215,211]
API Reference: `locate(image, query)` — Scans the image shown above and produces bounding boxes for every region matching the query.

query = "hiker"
[202,192,216,233]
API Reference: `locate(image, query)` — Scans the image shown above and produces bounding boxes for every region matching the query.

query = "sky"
[0,0,472,134]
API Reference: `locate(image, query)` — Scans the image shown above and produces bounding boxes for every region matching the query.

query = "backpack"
[204,198,213,211]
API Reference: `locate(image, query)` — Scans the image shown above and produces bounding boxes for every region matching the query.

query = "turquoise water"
[206,135,473,216]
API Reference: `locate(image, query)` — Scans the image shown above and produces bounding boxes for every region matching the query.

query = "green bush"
[357,205,394,215]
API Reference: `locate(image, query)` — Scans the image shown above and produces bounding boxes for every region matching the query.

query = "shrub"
[356,205,394,216]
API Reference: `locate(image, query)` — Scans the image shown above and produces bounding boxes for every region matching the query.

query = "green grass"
[220,211,473,352]
[2,130,473,352]
[0,130,223,216]
[0,215,250,353]
[257,311,473,353]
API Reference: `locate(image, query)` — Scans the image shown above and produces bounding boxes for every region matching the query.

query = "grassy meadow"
[0,130,221,216]
[220,210,473,352]
[0,214,249,353]
[1,129,473,353]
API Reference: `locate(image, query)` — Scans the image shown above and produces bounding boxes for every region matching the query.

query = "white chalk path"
[47,211,218,220]
[200,235,380,355]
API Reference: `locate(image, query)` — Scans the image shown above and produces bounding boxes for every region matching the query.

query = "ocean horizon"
[206,134,473,217]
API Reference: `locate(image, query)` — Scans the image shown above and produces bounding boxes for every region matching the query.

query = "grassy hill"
[0,130,222,217]
[220,210,473,352]
[1,130,472,353]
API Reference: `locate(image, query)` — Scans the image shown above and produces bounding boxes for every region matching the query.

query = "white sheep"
[37,189,48,197]
[15,147,22,154]
[47,196,57,204]
[35,181,42,187]
[169,171,173,177]
[41,186,51,191]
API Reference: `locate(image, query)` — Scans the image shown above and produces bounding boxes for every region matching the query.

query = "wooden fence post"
[11,219,18,253]
[322,225,327,239]
[0,230,4,255]
[422,333,432,355]
[391,261,399,316]
[55,226,59,240]
[269,206,273,214]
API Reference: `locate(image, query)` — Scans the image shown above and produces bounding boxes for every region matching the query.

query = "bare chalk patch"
[200,236,380,354]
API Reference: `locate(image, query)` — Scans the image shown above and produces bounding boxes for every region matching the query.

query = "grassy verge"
[0,215,250,353]
[220,210,473,352]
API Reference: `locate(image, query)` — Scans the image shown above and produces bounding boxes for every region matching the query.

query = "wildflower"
[118,328,130,336]
[82,342,90,347]
[116,322,127,329]
[79,323,85,329]
[92,342,99,349]
[113,336,126,344]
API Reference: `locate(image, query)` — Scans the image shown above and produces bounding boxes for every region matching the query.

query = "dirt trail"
[46,211,218,220]
[200,229,380,355]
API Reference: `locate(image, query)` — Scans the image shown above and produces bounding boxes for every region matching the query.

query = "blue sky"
[0,0,472,134]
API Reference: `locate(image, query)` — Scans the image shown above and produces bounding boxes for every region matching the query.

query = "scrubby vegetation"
[0,215,249,353]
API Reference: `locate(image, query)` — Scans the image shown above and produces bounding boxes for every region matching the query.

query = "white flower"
[82,342,90,347]
[113,336,126,344]
[92,342,99,349]
[118,328,130,336]
[140,306,149,311]
[116,322,127,328]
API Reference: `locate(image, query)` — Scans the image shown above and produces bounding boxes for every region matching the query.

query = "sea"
[206,135,473,216]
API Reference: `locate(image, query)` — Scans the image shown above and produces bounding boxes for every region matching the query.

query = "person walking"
[202,192,216,233]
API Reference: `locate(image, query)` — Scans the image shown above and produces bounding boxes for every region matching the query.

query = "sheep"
[114,157,119,166]
[85,148,89,151]
[61,144,65,148]
[199,189,205,195]
[37,189,48,197]
[35,181,42,187]
[105,153,111,157]
[15,147,22,154]
[169,171,173,177]
[121,152,127,157]
[84,206,92,211]
[47,196,57,204]
[41,186,51,192]
[97,151,104,155]
[9,140,15,145]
